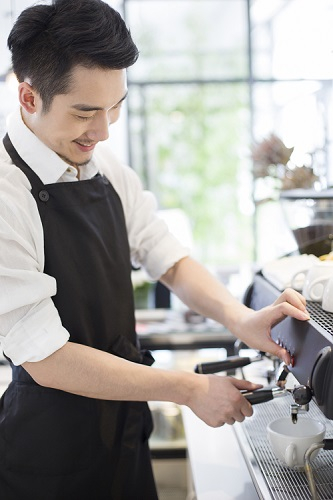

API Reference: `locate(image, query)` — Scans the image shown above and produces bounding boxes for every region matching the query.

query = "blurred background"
[1,0,333,269]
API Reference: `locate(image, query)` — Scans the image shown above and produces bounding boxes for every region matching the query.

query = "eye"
[111,101,124,111]
[76,115,93,121]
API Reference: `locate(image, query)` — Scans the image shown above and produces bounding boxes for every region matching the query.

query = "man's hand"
[162,258,310,362]
[234,288,310,364]
[187,375,262,427]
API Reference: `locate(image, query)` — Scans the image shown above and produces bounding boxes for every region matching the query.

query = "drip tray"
[234,394,333,499]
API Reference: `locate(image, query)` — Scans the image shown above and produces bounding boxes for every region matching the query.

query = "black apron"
[0,135,158,500]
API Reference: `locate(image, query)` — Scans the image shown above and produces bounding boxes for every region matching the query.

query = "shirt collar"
[6,107,97,184]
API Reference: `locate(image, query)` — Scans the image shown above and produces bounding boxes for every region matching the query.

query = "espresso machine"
[198,273,333,499]
[194,269,333,499]
[193,190,333,497]
[239,272,333,499]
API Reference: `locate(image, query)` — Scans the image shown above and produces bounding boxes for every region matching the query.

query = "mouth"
[73,140,97,153]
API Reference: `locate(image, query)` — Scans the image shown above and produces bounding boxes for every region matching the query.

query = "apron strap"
[3,134,45,191]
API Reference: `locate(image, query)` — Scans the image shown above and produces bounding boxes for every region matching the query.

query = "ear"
[18,81,38,114]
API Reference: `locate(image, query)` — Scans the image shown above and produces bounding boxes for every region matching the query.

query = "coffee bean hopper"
[193,272,333,499]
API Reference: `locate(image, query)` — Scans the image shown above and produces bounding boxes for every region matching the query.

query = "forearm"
[23,340,261,427]
[161,256,309,362]
[22,341,196,405]
[161,256,250,334]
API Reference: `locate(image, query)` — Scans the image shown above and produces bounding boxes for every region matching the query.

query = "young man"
[0,0,309,498]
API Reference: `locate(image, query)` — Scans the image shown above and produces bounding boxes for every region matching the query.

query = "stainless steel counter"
[181,352,273,499]
[182,406,259,499]
[136,309,237,355]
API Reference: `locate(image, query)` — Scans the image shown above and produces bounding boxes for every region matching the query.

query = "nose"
[88,112,110,142]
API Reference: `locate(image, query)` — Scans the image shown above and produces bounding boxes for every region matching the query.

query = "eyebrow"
[71,92,128,112]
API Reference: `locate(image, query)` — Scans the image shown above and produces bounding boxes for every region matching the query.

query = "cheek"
[40,116,70,140]
[59,119,88,142]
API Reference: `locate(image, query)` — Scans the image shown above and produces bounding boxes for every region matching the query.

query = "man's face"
[26,65,127,167]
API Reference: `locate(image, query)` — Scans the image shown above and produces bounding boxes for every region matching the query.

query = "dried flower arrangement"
[251,134,319,199]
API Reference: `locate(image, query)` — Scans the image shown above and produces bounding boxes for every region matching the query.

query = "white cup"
[290,269,308,291]
[267,417,325,469]
[298,261,333,301]
[289,255,319,291]
[322,275,333,313]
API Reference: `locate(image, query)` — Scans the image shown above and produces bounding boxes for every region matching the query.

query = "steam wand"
[304,439,333,499]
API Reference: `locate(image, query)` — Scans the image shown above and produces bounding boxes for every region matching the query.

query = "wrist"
[165,371,201,407]
[222,302,252,337]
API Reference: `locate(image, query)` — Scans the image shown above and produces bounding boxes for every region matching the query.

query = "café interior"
[1,1,333,499]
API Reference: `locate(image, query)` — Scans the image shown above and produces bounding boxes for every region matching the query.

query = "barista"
[0,1,310,499]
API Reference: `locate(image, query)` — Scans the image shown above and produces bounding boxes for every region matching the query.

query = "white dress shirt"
[0,108,189,365]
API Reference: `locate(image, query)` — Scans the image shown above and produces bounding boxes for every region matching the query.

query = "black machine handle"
[194,356,253,374]
[242,388,275,405]
[324,439,333,450]
[193,355,285,405]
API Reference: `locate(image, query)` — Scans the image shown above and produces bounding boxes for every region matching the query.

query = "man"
[0,0,309,499]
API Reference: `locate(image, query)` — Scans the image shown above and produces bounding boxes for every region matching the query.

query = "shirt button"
[39,190,50,202]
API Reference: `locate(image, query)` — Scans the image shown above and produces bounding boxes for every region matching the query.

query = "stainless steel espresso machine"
[195,270,333,498]
[237,272,333,499]
[193,190,333,498]
[193,267,333,498]
[238,189,333,499]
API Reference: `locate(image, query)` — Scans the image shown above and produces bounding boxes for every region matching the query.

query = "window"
[123,0,333,265]
[1,0,333,266]
[124,0,253,266]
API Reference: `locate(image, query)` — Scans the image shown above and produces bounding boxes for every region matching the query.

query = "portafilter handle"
[242,387,287,405]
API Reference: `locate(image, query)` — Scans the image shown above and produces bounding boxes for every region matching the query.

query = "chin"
[58,152,92,167]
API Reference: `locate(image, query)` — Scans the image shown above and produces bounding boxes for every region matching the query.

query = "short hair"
[7,0,139,111]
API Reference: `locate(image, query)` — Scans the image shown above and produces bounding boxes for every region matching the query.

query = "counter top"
[181,352,276,499]
[136,309,237,354]
[182,406,259,499]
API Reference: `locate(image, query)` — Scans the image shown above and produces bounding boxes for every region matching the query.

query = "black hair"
[7,0,139,111]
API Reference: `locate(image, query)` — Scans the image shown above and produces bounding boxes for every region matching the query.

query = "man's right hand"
[187,374,262,427]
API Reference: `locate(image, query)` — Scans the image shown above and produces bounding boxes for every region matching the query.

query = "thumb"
[231,378,263,392]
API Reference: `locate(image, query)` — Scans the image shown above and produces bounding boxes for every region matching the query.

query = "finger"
[243,326,292,363]
[222,407,251,424]
[240,403,253,419]
[265,342,291,365]
[226,417,236,425]
[274,288,308,313]
[232,378,263,391]
[269,301,310,323]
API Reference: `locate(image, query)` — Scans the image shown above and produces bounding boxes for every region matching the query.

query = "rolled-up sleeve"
[126,187,189,279]
[1,300,69,365]
[0,163,69,365]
